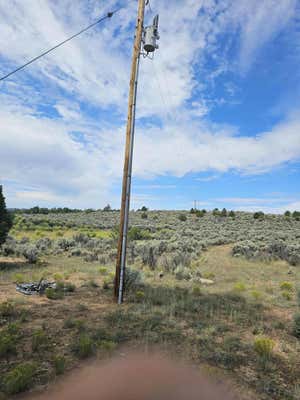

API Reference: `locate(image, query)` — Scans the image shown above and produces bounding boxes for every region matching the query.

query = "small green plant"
[192,286,202,295]
[3,362,37,395]
[0,301,16,318]
[98,267,108,275]
[233,282,246,292]
[141,212,148,219]
[280,281,293,291]
[98,340,117,352]
[72,334,95,359]
[251,290,262,300]
[53,355,65,375]
[32,329,49,351]
[202,272,215,279]
[45,287,64,300]
[254,337,275,362]
[135,290,145,301]
[63,318,86,332]
[53,273,64,281]
[292,313,300,338]
[13,273,25,284]
[282,291,292,301]
[64,282,76,292]
[0,333,17,358]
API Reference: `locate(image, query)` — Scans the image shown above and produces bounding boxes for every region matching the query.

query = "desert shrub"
[178,214,187,222]
[45,287,64,300]
[128,227,151,241]
[0,301,16,319]
[192,286,202,295]
[254,337,275,362]
[228,210,236,218]
[284,211,291,217]
[53,356,65,375]
[32,329,50,351]
[72,333,95,359]
[0,332,17,358]
[233,282,246,292]
[280,281,293,291]
[124,268,143,291]
[174,265,191,280]
[251,290,262,300]
[292,313,300,338]
[141,212,148,219]
[282,291,292,300]
[3,362,37,395]
[64,318,86,332]
[253,211,265,220]
[22,245,39,263]
[64,282,76,292]
[98,267,108,275]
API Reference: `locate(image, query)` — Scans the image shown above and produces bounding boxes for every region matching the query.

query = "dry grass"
[0,246,299,399]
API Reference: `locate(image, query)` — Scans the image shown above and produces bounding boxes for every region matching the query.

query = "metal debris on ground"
[16,278,56,295]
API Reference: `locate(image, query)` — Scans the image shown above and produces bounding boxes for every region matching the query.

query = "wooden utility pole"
[114,0,146,303]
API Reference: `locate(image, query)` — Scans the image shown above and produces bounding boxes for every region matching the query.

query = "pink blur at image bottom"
[28,353,237,400]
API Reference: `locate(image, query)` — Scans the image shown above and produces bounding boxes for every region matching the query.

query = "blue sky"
[0,0,300,212]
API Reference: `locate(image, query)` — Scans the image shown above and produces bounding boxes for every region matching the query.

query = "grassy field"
[0,211,299,399]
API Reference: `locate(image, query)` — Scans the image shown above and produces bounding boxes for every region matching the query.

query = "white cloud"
[0,0,299,208]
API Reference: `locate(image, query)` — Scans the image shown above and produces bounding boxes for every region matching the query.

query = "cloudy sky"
[0,0,299,212]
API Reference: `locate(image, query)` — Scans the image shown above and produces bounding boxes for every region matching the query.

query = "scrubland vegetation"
[0,209,299,399]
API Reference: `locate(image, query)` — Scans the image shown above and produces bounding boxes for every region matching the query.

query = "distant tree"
[178,214,187,222]
[228,210,236,218]
[292,211,300,220]
[195,210,205,218]
[190,208,196,214]
[140,206,148,212]
[212,208,220,217]
[284,211,291,217]
[201,209,207,214]
[103,204,112,211]
[0,185,13,245]
[253,211,265,220]
[221,208,227,217]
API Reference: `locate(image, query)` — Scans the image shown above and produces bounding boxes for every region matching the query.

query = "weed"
[98,267,108,275]
[12,273,25,284]
[63,318,86,332]
[3,362,37,394]
[135,290,145,301]
[192,286,202,295]
[0,333,17,358]
[53,356,65,375]
[281,290,292,301]
[72,333,95,359]
[45,287,64,300]
[254,337,275,363]
[280,281,293,291]
[251,290,262,300]
[0,301,16,318]
[32,329,50,352]
[292,313,300,338]
[233,282,246,292]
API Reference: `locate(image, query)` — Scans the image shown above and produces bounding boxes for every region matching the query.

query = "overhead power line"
[0,7,122,82]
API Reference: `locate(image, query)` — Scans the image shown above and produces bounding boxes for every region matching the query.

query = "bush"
[233,282,246,292]
[253,211,265,220]
[124,268,143,291]
[282,291,292,300]
[3,362,37,394]
[53,356,65,375]
[280,281,293,291]
[32,329,49,351]
[45,287,64,300]
[128,227,151,240]
[98,267,108,275]
[178,214,187,222]
[72,334,95,359]
[0,301,16,318]
[141,212,148,219]
[0,333,17,358]
[292,313,300,338]
[254,337,275,360]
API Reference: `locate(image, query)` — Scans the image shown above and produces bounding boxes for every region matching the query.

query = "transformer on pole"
[114,1,159,304]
